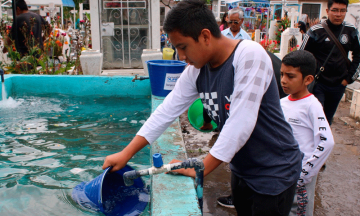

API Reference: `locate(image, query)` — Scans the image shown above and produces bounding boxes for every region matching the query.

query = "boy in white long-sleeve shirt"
[280,50,335,216]
[103,0,303,215]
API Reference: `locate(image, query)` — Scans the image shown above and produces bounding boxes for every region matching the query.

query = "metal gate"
[100,0,150,69]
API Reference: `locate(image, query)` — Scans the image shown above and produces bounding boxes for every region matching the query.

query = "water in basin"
[0,93,151,215]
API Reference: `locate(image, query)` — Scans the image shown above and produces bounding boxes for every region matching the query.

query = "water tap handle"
[153,153,163,168]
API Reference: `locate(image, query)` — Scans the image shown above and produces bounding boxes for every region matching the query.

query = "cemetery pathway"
[180,100,360,216]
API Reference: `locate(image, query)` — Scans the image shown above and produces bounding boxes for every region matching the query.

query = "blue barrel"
[71,165,149,215]
[146,60,187,97]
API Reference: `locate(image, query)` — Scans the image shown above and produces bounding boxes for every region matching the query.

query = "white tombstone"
[279,8,302,59]
[254,29,261,43]
[269,20,279,40]
[79,3,84,21]
[80,50,103,75]
[70,9,78,29]
[141,49,162,76]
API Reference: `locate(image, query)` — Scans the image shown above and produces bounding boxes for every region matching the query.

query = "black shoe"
[217,195,234,208]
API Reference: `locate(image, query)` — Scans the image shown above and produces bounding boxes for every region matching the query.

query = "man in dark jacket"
[300,0,360,124]
[5,0,50,57]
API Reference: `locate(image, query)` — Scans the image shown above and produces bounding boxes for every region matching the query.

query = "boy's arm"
[209,41,274,163]
[299,29,315,53]
[298,101,335,186]
[168,153,223,177]
[102,67,200,172]
[102,135,149,172]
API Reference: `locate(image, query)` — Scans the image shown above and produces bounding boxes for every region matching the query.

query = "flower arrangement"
[275,17,290,43]
[259,36,278,53]
[0,16,80,75]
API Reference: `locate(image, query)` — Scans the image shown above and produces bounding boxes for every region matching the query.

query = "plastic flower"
[61,32,66,36]
[80,20,85,23]
[64,41,68,45]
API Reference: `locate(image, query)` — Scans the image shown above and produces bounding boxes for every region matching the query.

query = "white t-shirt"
[281,94,334,185]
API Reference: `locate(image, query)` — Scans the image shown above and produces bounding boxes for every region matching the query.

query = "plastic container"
[71,165,149,215]
[146,60,187,97]
[188,98,218,132]
[162,48,174,60]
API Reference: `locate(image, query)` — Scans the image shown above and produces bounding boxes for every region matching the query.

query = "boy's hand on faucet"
[167,159,196,178]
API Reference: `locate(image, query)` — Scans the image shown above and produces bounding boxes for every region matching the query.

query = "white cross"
[70,9,78,29]
[288,8,299,29]
[45,3,60,17]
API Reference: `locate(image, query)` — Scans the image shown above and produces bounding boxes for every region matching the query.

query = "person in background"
[300,0,360,125]
[160,29,167,51]
[298,21,307,39]
[216,17,221,27]
[219,12,228,31]
[221,8,251,40]
[280,50,334,216]
[4,0,50,57]
[46,12,51,24]
[300,14,310,30]
[321,16,328,23]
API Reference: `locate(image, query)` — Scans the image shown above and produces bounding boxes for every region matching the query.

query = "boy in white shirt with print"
[280,50,335,216]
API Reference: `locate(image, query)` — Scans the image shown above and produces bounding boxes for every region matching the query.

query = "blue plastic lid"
[153,153,163,168]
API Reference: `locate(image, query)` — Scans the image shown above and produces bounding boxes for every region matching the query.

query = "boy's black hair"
[298,21,306,33]
[163,0,221,42]
[282,50,316,78]
[328,0,348,9]
[16,0,28,11]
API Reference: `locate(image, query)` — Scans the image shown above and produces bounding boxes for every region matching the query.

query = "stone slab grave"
[269,20,278,40]
[254,29,261,42]
[279,8,302,59]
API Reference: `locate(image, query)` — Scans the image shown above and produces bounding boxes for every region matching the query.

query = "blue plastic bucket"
[71,165,149,215]
[146,60,187,97]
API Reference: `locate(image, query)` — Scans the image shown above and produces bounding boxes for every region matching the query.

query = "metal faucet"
[123,156,204,213]
[132,74,149,82]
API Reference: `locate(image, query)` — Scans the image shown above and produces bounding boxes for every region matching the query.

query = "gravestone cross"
[45,3,59,17]
[288,8,299,28]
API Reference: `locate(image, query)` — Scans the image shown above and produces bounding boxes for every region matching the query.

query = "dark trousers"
[231,173,296,216]
[313,81,346,125]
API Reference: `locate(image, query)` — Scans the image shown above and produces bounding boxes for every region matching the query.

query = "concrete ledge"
[2,75,151,97]
[150,95,202,216]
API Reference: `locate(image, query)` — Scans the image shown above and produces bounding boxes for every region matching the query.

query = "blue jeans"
[313,82,346,125]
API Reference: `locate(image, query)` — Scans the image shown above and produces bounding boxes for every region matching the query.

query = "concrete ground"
[180,93,360,216]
